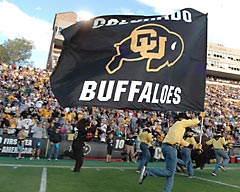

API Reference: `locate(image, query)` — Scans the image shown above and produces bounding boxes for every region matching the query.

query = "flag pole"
[199,117,204,144]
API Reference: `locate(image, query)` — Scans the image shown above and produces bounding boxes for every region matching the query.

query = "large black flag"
[50,8,207,111]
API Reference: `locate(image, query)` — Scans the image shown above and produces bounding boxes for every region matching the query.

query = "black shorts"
[32,138,42,149]
[107,146,113,155]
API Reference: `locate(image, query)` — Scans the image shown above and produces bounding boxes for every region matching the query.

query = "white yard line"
[177,173,240,189]
[194,175,240,189]
[39,167,47,192]
[0,163,72,168]
[0,164,137,169]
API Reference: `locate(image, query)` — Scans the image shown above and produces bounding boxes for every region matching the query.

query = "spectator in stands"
[124,132,137,163]
[129,113,138,133]
[4,103,12,114]
[117,113,125,130]
[30,121,46,160]
[59,123,67,140]
[48,126,61,160]
[0,113,10,134]
[106,130,114,163]
[16,127,28,159]
[99,119,107,142]
[21,113,35,137]
[115,125,125,138]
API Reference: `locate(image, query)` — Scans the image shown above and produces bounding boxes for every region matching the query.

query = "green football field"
[0,157,239,192]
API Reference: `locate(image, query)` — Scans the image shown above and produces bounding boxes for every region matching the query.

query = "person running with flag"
[139,112,203,192]
[206,130,229,176]
[136,126,153,173]
[179,127,198,178]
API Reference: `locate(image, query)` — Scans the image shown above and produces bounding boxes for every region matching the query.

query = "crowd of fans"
[0,63,239,150]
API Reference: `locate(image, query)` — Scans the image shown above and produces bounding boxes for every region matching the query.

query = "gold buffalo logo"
[105,24,184,74]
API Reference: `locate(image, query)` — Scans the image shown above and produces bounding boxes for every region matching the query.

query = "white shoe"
[219,165,226,172]
[139,166,147,184]
[48,158,51,161]
[30,157,34,160]
[36,157,40,160]
[211,172,217,176]
[55,158,58,161]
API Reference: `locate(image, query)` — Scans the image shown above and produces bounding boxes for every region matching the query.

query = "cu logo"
[83,143,91,155]
[106,24,184,74]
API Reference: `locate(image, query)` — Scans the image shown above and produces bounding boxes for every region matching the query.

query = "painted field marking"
[194,175,240,189]
[39,167,47,192]
[177,173,240,189]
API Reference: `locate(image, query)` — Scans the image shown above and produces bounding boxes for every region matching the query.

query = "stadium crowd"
[0,64,239,159]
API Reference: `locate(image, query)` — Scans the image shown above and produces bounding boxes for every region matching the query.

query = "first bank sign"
[0,136,32,155]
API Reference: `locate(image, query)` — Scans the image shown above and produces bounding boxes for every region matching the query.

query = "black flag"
[50,8,207,111]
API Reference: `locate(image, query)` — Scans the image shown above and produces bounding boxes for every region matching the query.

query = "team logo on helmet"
[106,23,184,74]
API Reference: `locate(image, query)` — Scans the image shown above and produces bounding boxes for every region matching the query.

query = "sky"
[0,0,239,69]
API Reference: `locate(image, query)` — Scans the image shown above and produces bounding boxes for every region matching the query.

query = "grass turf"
[0,157,239,192]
